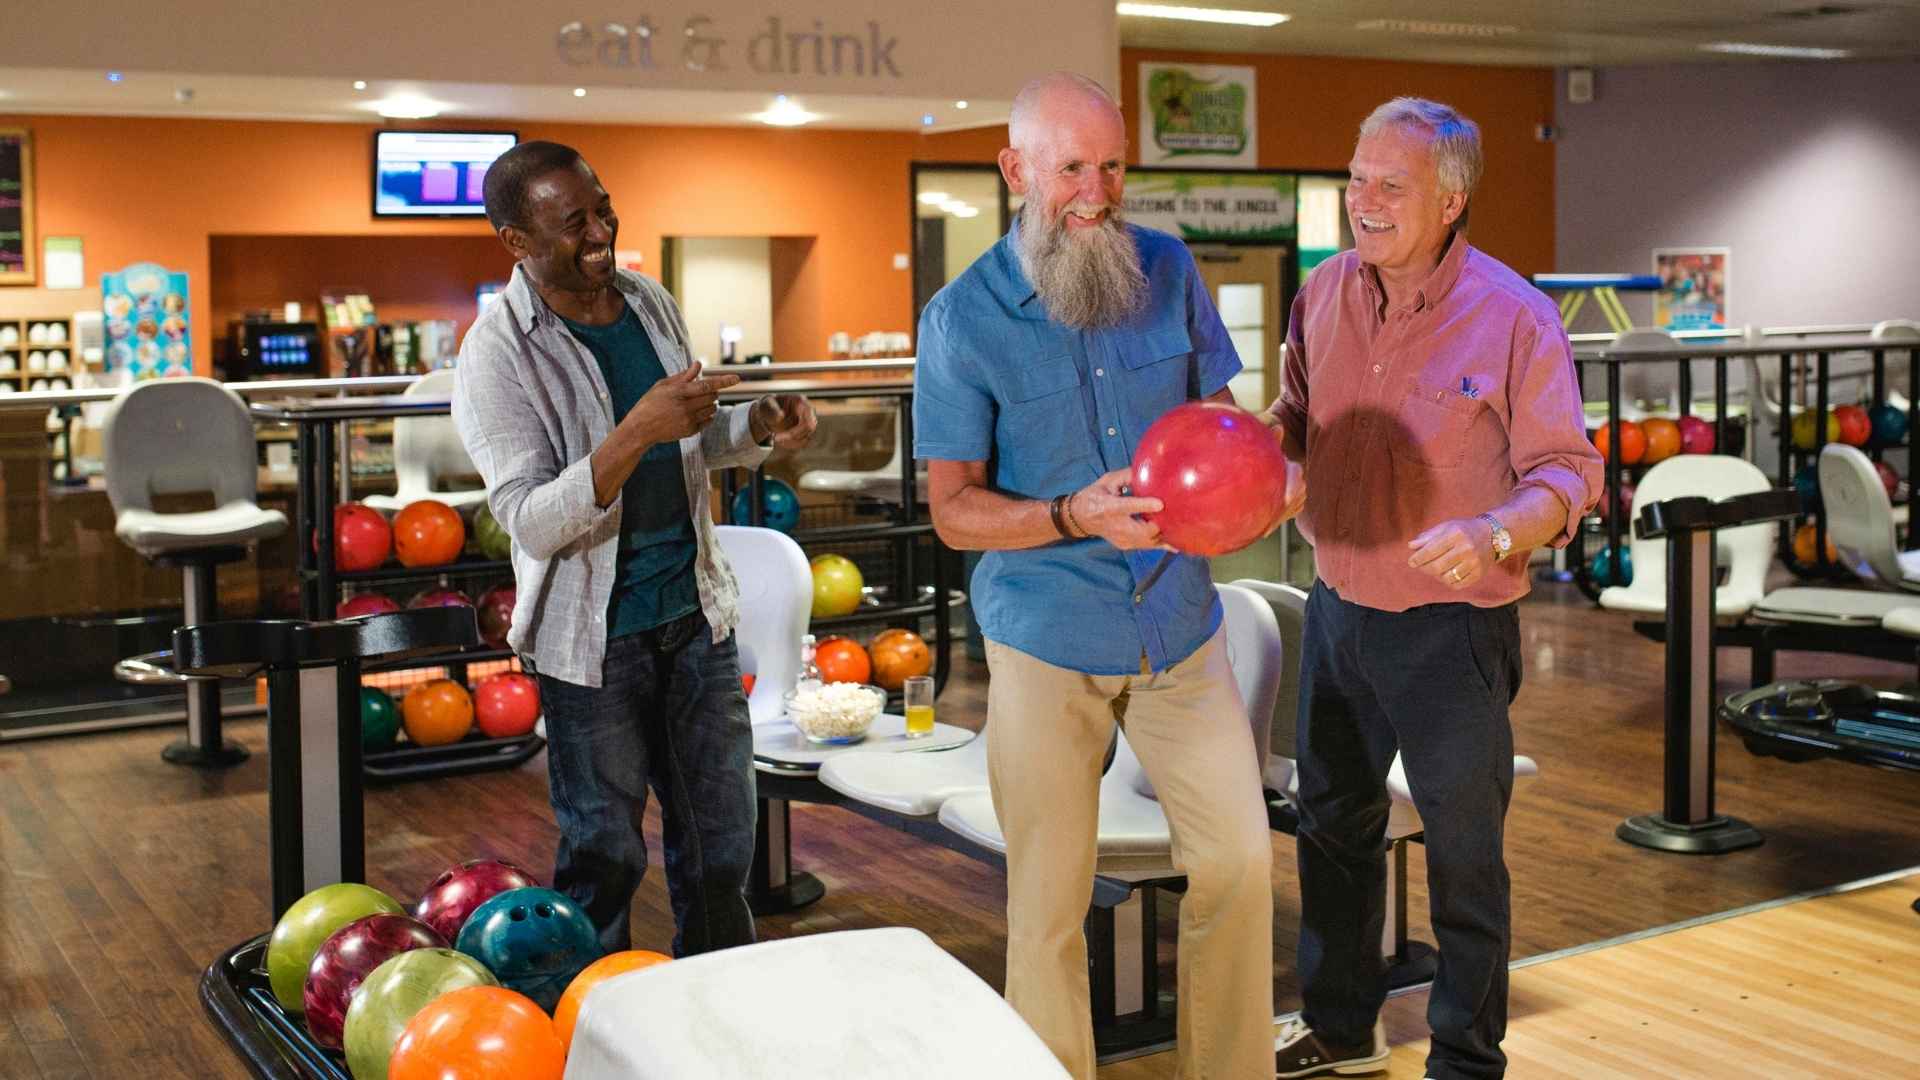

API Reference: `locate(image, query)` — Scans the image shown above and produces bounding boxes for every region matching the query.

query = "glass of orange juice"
[903,675,935,738]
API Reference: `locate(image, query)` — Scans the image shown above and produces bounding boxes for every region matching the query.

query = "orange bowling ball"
[1792,522,1838,565]
[1640,418,1682,464]
[1592,420,1647,465]
[402,679,474,746]
[814,636,871,684]
[388,985,564,1080]
[553,950,671,1054]
[868,628,931,691]
[392,500,466,568]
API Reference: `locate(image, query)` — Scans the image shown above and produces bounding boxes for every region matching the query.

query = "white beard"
[1014,200,1148,330]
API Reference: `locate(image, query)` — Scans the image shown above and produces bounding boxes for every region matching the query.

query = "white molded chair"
[1821,442,1920,592]
[564,928,1069,1080]
[817,724,989,816]
[1597,454,1776,620]
[797,423,928,505]
[363,370,487,516]
[1607,327,1679,421]
[714,525,812,725]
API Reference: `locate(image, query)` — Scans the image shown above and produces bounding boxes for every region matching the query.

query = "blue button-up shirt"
[914,224,1240,675]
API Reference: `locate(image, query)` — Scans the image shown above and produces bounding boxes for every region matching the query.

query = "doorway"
[1190,245,1291,412]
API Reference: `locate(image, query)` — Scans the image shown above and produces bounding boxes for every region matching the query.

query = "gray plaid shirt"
[453,264,770,688]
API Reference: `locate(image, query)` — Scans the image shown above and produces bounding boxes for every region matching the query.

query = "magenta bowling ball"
[1676,415,1716,455]
[1877,461,1902,501]
[1130,402,1290,556]
[408,587,473,610]
[337,592,402,620]
[413,858,541,943]
[477,584,515,649]
[302,913,446,1050]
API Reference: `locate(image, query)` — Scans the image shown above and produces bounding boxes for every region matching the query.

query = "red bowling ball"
[330,502,392,572]
[302,913,446,1051]
[414,859,541,943]
[1130,402,1290,556]
[409,586,473,610]
[1877,461,1902,501]
[1676,415,1716,455]
[337,592,402,620]
[477,584,515,649]
[474,673,541,738]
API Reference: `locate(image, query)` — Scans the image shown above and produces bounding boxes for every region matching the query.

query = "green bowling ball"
[342,947,499,1080]
[265,882,405,1013]
[473,503,511,563]
[360,687,400,753]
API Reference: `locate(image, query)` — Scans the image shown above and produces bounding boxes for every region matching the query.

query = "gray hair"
[1009,72,1120,153]
[1359,97,1482,228]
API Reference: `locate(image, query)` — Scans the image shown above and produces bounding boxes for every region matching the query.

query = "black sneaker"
[1274,1016,1388,1078]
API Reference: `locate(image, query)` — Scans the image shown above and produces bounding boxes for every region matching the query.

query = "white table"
[749,713,977,913]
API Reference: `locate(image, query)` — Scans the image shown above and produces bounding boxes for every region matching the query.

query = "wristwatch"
[1479,512,1513,562]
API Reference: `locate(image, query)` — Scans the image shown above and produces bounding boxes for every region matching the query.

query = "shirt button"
[1095,367,1105,377]
[1107,426,1118,436]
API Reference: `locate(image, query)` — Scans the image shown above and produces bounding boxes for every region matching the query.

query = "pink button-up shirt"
[1272,235,1601,612]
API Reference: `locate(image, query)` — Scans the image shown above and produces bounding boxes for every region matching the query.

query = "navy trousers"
[533,610,758,958]
[1295,582,1522,1080]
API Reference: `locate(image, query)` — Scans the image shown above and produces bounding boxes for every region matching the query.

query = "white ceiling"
[2,3,1916,132]
[1119,0,1920,66]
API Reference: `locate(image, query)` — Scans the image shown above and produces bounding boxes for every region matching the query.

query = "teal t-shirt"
[560,307,700,637]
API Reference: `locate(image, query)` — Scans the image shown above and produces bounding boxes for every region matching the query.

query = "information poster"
[1122,170,1295,244]
[0,129,32,284]
[103,262,192,379]
[1139,63,1257,168]
[1653,247,1730,331]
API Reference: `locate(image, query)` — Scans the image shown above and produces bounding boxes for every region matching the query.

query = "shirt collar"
[504,262,643,333]
[1357,229,1471,314]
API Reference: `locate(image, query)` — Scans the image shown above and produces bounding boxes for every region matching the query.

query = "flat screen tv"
[372,131,518,218]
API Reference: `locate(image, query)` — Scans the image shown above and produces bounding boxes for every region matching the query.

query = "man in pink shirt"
[1266,99,1601,1080]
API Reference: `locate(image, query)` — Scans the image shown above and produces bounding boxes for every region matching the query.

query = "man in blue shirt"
[916,73,1303,1080]
[456,141,816,957]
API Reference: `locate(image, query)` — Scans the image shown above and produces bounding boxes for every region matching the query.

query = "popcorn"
[785,680,883,741]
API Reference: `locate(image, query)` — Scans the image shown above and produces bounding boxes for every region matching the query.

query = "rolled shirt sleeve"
[1506,313,1603,546]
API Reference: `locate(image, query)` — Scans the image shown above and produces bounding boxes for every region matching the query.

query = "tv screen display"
[373,131,518,218]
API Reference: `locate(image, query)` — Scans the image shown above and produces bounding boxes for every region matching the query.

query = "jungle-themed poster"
[1122,170,1296,244]
[1140,63,1257,168]
[1653,247,1730,331]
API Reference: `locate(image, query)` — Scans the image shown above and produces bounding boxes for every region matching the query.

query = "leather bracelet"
[1048,494,1073,539]
[1061,492,1085,539]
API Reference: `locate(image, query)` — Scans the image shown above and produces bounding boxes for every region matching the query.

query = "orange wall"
[0,112,1005,373]
[1120,49,1557,276]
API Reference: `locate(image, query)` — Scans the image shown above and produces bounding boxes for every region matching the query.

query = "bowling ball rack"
[191,607,495,1078]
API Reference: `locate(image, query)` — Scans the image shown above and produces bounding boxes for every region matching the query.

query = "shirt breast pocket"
[1389,377,1484,469]
[1118,326,1192,415]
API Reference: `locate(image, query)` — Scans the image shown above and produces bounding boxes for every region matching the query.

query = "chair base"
[1387,939,1438,989]
[1094,993,1178,1062]
[1617,813,1762,854]
[162,737,250,768]
[748,870,825,916]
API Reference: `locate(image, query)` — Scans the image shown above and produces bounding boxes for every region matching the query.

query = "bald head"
[1008,72,1122,155]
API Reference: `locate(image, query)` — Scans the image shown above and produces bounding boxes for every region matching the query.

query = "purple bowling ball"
[302,913,446,1050]
[413,858,541,943]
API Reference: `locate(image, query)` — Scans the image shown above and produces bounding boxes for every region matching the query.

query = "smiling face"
[502,160,618,297]
[1345,123,1466,289]
[1001,87,1129,235]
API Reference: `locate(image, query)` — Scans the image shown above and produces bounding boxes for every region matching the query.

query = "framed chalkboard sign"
[0,128,34,285]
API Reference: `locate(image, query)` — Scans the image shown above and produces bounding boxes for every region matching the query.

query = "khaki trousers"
[986,630,1275,1080]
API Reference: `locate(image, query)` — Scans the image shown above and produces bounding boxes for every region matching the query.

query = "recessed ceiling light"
[1354,18,1518,37]
[917,191,951,204]
[573,87,587,97]
[1115,4,1290,28]
[105,71,124,84]
[940,199,970,214]
[371,95,444,120]
[921,113,936,126]
[955,100,969,109]
[1699,41,1851,58]
[951,206,981,218]
[753,96,817,126]
[352,80,368,91]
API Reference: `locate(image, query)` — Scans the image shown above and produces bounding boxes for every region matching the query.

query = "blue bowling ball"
[1589,545,1633,588]
[453,886,601,1012]
[1793,463,1822,512]
[730,477,800,533]
[1870,403,1909,448]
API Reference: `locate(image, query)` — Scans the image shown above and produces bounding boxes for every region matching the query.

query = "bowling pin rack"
[193,606,478,1080]
[250,396,544,783]
[1568,336,1920,602]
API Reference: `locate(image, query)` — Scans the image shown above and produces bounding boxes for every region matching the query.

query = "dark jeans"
[1295,582,1522,1080]
[533,610,757,958]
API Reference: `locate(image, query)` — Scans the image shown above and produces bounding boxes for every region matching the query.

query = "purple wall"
[1555,60,1920,330]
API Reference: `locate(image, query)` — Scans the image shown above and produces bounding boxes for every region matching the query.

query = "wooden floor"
[1110,871,1920,1079]
[5,580,1920,1077]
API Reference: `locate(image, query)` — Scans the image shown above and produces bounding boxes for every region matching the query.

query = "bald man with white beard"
[913,72,1304,1080]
